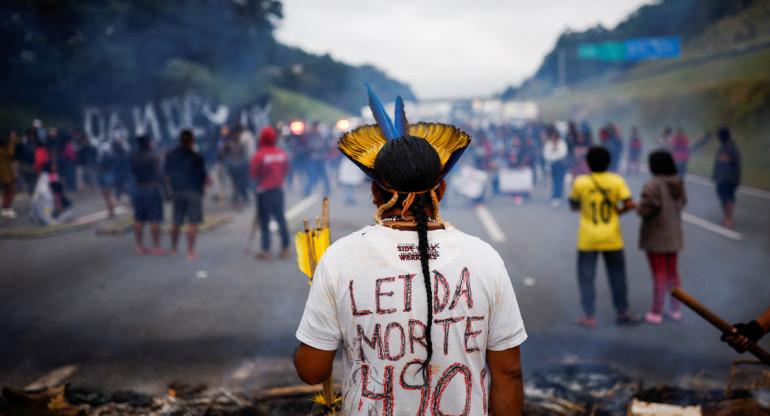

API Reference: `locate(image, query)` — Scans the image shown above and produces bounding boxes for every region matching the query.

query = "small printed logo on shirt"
[396,243,439,261]
[264,154,286,163]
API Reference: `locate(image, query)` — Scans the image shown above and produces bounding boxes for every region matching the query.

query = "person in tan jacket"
[636,150,687,324]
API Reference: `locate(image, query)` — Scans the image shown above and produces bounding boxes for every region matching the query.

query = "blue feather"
[394,96,409,137]
[366,84,397,141]
[440,146,469,181]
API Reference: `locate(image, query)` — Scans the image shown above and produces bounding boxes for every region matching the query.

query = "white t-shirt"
[296,224,527,416]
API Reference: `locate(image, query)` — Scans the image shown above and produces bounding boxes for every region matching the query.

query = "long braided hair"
[373,135,442,384]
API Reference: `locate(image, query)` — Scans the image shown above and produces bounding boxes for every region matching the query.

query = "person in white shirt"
[30,161,73,225]
[294,87,527,416]
[542,125,569,207]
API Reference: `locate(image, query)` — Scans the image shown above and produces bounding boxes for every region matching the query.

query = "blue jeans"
[59,159,77,192]
[577,250,628,316]
[675,162,687,179]
[304,160,330,196]
[550,160,566,200]
[228,162,250,205]
[258,188,289,251]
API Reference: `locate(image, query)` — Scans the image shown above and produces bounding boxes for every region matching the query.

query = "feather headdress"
[338,85,472,192]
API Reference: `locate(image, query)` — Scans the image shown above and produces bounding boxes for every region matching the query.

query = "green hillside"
[530,0,770,189]
[0,1,410,131]
[268,86,353,125]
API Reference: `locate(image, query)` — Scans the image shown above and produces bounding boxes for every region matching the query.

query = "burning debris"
[2,360,767,415]
[524,363,638,415]
[1,385,80,416]
[0,384,272,416]
[522,362,770,416]
[633,384,770,416]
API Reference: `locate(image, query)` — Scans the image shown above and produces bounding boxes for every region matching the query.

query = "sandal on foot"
[617,314,642,326]
[665,310,681,321]
[644,312,663,324]
[573,316,597,329]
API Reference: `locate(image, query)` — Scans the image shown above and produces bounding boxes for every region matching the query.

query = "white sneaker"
[550,199,561,207]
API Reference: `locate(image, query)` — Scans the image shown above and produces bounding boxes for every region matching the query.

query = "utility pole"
[557,48,569,95]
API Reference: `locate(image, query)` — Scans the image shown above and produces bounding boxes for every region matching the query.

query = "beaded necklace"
[381,215,436,223]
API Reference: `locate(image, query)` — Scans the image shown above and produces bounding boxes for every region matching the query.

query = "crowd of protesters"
[0,120,88,223]
[0,118,302,260]
[445,120,700,207]
[0,116,741,268]
[0,117,734,221]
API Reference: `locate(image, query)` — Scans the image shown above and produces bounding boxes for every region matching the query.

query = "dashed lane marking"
[682,212,743,241]
[685,175,770,200]
[474,204,506,243]
[269,193,321,232]
[73,205,130,225]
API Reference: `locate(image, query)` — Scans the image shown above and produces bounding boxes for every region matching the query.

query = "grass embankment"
[268,86,353,125]
[535,47,770,189]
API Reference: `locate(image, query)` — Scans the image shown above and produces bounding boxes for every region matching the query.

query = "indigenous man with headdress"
[294,86,527,415]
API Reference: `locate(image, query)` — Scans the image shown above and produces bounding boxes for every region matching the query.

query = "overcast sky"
[274,0,655,100]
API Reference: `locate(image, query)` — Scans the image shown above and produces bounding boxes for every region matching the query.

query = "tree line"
[0,0,413,130]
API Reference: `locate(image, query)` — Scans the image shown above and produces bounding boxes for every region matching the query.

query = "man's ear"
[435,179,447,202]
[371,182,383,206]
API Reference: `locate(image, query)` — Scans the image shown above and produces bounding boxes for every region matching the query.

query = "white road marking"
[683,175,711,187]
[682,212,743,241]
[73,205,130,225]
[269,193,321,232]
[738,187,770,199]
[686,175,770,199]
[286,193,322,220]
[474,205,506,243]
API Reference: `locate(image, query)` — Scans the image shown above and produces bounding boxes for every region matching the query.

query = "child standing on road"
[569,146,638,328]
[637,150,687,324]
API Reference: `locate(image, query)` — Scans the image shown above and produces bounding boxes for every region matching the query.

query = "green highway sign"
[578,42,626,61]
[578,38,680,61]
[577,44,601,59]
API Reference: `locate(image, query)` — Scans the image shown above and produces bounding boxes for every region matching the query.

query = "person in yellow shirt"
[569,146,638,328]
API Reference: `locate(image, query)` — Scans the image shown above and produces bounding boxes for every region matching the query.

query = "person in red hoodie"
[250,126,291,260]
[670,127,690,179]
[33,139,50,174]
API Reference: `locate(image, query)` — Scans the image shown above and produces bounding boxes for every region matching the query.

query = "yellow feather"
[408,123,472,167]
[338,122,471,171]
[337,125,386,169]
